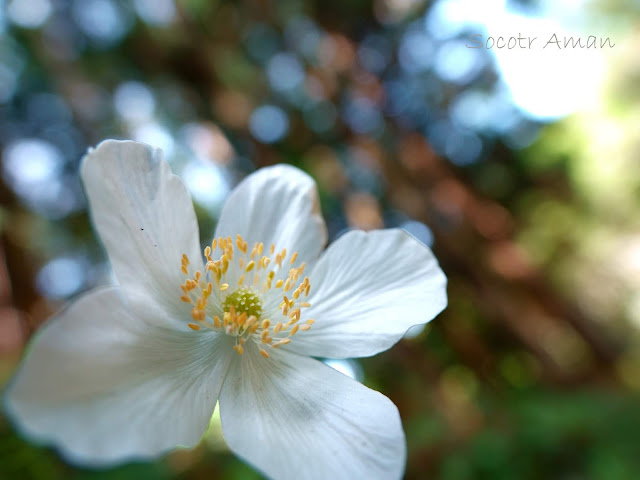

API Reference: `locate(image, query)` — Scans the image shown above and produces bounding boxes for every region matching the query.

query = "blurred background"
[0,0,638,478]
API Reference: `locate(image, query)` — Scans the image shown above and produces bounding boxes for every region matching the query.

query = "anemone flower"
[4,140,447,479]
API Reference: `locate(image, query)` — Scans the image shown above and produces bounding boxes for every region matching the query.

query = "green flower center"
[180,234,315,359]
[223,287,263,319]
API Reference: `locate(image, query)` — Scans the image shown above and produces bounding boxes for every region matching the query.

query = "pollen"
[179,233,313,359]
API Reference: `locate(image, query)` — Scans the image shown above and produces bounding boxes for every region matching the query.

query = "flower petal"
[287,229,447,359]
[4,287,233,466]
[81,140,203,321]
[214,165,327,266]
[219,347,405,480]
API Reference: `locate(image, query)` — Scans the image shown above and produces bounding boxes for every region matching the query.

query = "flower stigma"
[179,234,313,358]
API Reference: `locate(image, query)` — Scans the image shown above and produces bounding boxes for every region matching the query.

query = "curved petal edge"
[286,228,447,358]
[219,347,406,480]
[214,164,327,268]
[3,286,232,467]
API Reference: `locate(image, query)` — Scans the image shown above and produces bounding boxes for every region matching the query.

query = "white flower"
[4,140,447,479]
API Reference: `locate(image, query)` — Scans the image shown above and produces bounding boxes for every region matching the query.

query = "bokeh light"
[249,105,290,143]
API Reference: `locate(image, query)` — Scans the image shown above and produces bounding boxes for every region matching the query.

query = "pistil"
[180,234,314,358]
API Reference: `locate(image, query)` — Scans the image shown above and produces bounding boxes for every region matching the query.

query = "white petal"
[287,229,447,359]
[219,347,405,480]
[214,165,327,266]
[81,140,203,322]
[4,287,233,466]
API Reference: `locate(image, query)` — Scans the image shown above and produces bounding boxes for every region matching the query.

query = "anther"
[180,235,314,358]
[274,338,291,348]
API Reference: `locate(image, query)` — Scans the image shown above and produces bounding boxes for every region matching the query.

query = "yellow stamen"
[179,233,314,359]
[273,338,291,348]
